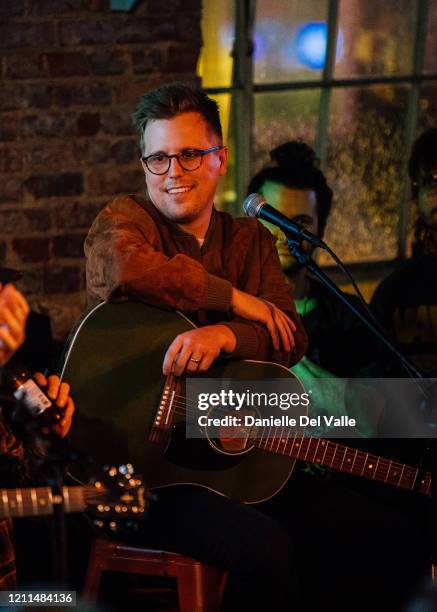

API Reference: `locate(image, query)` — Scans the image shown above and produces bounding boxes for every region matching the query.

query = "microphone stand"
[287,237,425,382]
[286,235,437,583]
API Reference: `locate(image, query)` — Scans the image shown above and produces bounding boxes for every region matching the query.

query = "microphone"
[243,193,325,248]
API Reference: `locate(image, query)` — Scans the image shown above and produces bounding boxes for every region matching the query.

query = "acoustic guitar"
[61,301,431,503]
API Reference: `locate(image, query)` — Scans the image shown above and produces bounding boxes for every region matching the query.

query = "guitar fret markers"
[253,435,431,496]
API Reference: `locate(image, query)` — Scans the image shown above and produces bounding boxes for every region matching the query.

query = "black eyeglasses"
[141,146,223,175]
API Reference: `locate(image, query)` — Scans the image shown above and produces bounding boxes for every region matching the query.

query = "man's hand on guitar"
[231,288,296,352]
[163,325,237,376]
[33,372,75,438]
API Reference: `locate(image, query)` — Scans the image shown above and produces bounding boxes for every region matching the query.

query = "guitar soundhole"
[205,408,258,456]
[164,423,244,471]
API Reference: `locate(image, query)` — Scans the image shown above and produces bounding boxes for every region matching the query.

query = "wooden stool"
[83,537,227,612]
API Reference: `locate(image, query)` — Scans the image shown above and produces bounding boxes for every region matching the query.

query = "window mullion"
[315,0,339,167]
[398,0,429,259]
[232,0,256,213]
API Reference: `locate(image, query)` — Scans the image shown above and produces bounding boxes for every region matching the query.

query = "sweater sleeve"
[221,223,307,366]
[85,197,233,312]
[0,411,33,487]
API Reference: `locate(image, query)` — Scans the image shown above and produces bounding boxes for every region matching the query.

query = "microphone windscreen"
[243,193,266,218]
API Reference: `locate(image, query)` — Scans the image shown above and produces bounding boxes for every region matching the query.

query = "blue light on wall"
[295,22,343,70]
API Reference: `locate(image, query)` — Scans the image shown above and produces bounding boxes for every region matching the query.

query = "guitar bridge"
[149,374,180,443]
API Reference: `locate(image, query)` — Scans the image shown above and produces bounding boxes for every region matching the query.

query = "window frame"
[202,0,437,264]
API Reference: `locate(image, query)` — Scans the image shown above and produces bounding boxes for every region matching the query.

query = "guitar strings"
[161,397,416,469]
[151,388,421,465]
[1,486,142,514]
[151,399,427,491]
[1,487,109,514]
[165,388,430,490]
[161,394,425,483]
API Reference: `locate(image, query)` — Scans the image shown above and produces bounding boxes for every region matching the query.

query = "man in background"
[247,140,378,391]
[371,127,437,376]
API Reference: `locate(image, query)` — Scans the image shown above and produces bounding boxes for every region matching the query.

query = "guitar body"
[62,301,298,504]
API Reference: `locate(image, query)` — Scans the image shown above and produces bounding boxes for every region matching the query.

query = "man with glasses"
[85,82,307,609]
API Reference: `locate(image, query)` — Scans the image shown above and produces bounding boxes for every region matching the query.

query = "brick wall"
[0,0,201,340]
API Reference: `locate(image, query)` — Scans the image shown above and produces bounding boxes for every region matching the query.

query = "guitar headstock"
[85,463,150,532]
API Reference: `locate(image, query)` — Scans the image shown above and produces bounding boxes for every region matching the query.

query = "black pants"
[132,485,299,611]
[261,470,431,611]
[16,486,298,610]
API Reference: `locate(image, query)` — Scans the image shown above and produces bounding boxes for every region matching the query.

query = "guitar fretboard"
[254,435,431,496]
[0,486,86,518]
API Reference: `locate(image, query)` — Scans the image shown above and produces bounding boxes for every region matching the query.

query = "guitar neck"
[0,486,86,519]
[254,436,431,496]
